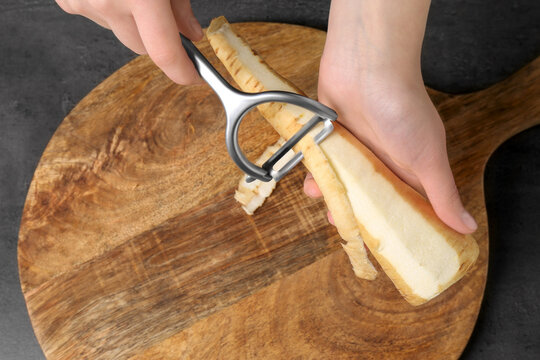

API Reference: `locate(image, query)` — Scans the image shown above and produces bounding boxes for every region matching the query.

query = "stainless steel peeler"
[180,35,337,183]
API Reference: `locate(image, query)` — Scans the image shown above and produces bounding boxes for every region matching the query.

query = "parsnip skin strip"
[207,16,377,280]
[206,17,479,304]
[235,137,294,215]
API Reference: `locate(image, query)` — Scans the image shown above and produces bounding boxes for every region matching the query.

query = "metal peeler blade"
[180,35,337,182]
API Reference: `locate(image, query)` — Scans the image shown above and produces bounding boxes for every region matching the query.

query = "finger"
[57,0,110,29]
[375,150,425,196]
[131,0,200,84]
[171,0,204,41]
[56,0,75,14]
[84,12,111,29]
[303,172,323,198]
[109,15,147,54]
[417,154,478,234]
[327,211,335,226]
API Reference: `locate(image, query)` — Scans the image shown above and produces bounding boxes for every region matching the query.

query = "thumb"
[417,154,478,234]
[171,0,204,41]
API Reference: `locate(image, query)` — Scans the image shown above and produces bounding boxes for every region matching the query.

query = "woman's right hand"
[56,0,203,84]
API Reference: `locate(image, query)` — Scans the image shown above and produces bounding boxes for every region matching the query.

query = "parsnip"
[207,16,479,304]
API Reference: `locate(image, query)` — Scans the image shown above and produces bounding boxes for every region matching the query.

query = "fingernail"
[304,185,317,198]
[190,17,203,39]
[328,211,335,226]
[461,210,478,232]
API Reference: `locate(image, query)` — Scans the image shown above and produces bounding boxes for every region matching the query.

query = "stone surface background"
[1,0,538,358]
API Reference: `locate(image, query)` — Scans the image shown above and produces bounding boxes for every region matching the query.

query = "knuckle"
[56,0,75,14]
[435,120,447,140]
[88,0,111,14]
[68,0,84,14]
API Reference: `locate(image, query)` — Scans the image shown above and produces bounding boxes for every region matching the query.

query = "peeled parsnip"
[207,16,478,304]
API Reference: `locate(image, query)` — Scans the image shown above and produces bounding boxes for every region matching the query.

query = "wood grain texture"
[18,22,540,359]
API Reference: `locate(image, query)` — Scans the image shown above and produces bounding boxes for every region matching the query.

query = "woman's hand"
[306,0,477,234]
[56,0,203,84]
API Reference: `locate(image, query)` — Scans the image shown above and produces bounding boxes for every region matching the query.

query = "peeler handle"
[180,34,337,182]
[180,34,239,99]
[181,35,273,181]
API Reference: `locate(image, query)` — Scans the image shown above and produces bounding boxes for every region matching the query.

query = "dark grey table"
[1,1,538,359]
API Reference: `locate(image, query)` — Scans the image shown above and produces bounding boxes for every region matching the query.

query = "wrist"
[325,0,431,82]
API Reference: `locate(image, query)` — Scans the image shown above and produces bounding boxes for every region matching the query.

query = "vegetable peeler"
[180,35,337,183]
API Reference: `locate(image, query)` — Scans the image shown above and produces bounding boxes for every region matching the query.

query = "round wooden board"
[18,23,540,359]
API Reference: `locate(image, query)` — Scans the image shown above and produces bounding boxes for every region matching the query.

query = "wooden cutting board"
[18,22,540,360]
